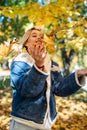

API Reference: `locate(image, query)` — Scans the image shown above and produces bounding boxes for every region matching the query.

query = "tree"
[0,0,87,76]
[0,0,31,42]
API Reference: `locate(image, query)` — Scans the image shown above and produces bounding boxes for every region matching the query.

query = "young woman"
[10,27,87,130]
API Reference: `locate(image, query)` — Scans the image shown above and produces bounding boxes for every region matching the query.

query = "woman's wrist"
[36,65,44,70]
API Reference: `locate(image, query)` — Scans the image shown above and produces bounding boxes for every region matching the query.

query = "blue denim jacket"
[10,53,81,129]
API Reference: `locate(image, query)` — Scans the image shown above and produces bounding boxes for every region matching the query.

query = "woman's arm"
[52,63,87,97]
[10,61,48,98]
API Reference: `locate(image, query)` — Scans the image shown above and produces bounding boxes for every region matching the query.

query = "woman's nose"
[37,37,41,40]
[37,37,42,41]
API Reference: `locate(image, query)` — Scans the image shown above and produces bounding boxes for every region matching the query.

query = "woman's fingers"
[28,43,47,66]
[77,69,87,78]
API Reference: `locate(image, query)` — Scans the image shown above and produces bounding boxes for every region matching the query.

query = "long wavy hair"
[20,27,43,49]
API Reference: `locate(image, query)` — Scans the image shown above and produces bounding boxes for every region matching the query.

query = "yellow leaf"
[44,35,56,53]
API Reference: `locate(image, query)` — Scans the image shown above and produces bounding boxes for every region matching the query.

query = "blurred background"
[0,0,87,130]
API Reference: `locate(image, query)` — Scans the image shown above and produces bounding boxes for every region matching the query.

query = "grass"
[0,76,10,90]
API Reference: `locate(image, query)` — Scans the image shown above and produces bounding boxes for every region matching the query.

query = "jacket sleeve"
[10,61,48,98]
[52,71,81,97]
[51,61,85,97]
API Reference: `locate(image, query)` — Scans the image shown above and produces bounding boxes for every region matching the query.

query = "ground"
[0,87,87,130]
[0,68,87,130]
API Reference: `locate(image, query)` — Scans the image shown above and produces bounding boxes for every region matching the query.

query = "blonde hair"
[20,27,43,48]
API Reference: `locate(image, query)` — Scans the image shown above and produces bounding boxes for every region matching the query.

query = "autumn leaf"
[44,34,56,54]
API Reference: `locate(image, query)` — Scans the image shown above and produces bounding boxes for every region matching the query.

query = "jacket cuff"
[34,64,49,76]
[75,71,86,87]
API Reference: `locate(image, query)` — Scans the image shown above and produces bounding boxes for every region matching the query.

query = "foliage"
[0,76,10,89]
[0,87,87,130]
[0,0,87,76]
[0,15,29,42]
[52,90,87,130]
[0,37,20,62]
[0,0,31,42]
[0,0,38,6]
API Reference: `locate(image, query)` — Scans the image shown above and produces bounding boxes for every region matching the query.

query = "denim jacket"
[10,52,84,129]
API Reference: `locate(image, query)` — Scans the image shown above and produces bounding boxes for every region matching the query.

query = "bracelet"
[37,65,44,69]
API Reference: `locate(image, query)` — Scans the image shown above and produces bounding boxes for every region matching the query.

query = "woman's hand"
[28,42,47,67]
[77,69,87,78]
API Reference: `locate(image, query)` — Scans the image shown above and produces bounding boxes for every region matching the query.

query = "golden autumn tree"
[0,1,87,130]
[0,0,87,75]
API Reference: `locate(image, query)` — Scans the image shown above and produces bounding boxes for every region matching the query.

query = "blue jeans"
[10,120,51,130]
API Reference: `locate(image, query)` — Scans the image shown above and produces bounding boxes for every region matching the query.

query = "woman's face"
[25,29,47,60]
[26,29,44,47]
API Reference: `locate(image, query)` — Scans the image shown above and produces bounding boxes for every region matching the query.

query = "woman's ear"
[23,42,28,51]
[24,46,28,51]
[24,40,29,48]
